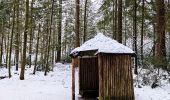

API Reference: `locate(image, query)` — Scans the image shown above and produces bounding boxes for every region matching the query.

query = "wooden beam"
[72,58,75,100]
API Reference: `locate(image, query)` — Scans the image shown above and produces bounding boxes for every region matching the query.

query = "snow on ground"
[135,86,170,100]
[0,63,170,100]
[0,63,78,100]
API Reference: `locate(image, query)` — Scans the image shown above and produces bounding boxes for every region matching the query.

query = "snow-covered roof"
[70,33,134,57]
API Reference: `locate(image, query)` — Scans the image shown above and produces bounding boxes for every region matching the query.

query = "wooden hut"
[70,33,135,100]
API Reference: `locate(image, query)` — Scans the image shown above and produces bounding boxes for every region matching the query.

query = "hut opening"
[70,33,135,100]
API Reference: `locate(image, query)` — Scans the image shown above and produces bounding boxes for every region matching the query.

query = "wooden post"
[72,58,75,100]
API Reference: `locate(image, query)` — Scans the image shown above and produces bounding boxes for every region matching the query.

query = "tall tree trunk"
[44,19,49,75]
[56,0,62,62]
[124,5,127,45]
[6,33,9,69]
[6,11,11,69]
[8,0,16,78]
[133,0,138,74]
[114,0,118,40]
[41,25,46,71]
[153,22,156,56]
[29,0,35,68]
[83,0,87,43]
[155,0,166,69]
[112,1,115,39]
[117,0,122,43]
[75,0,80,47]
[15,0,19,71]
[150,0,156,57]
[33,24,40,74]
[140,0,145,65]
[20,0,29,80]
[45,0,54,76]
[0,19,4,65]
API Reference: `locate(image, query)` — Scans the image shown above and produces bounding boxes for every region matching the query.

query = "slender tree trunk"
[114,0,118,40]
[117,0,122,43]
[29,0,35,68]
[0,19,4,65]
[56,0,62,62]
[41,26,46,71]
[133,0,138,74]
[153,22,156,56]
[75,0,80,47]
[50,0,54,67]
[155,0,167,69]
[141,0,145,65]
[33,24,40,74]
[6,34,9,69]
[44,19,49,75]
[51,39,55,71]
[45,0,54,76]
[20,0,29,80]
[6,13,11,69]
[15,0,19,71]
[124,6,127,45]
[8,0,16,78]
[83,0,87,43]
[112,1,115,39]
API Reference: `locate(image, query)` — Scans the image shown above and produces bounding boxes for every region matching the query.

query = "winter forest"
[0,0,170,100]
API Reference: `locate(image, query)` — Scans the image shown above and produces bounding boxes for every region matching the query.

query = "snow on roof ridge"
[70,33,134,56]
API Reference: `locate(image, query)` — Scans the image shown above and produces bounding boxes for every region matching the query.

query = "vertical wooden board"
[124,56,127,99]
[103,56,107,98]
[79,56,99,97]
[78,57,81,91]
[115,55,118,99]
[119,56,123,100]
[98,54,103,99]
[72,58,75,100]
[110,56,114,99]
[98,55,134,100]
[129,55,135,99]
[113,56,116,99]
[106,55,109,99]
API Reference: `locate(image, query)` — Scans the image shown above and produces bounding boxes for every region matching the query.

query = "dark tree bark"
[83,0,88,43]
[124,6,127,45]
[8,0,16,78]
[114,0,118,40]
[56,0,62,62]
[45,0,54,76]
[15,0,19,71]
[0,19,4,65]
[20,0,29,80]
[112,1,115,39]
[133,0,138,74]
[44,19,49,76]
[140,0,145,65]
[29,0,35,68]
[117,0,122,43]
[75,0,80,47]
[33,24,40,74]
[6,9,11,69]
[155,0,167,69]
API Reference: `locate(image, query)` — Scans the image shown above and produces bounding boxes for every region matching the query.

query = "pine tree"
[20,0,29,80]
[155,0,167,69]
[117,0,122,43]
[56,0,62,62]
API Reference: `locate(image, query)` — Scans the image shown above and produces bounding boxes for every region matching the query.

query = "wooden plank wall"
[79,56,99,97]
[98,54,134,100]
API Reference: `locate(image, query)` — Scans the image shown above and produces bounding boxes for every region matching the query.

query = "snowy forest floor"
[0,63,170,100]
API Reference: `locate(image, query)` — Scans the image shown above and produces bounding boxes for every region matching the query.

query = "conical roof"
[70,33,134,57]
